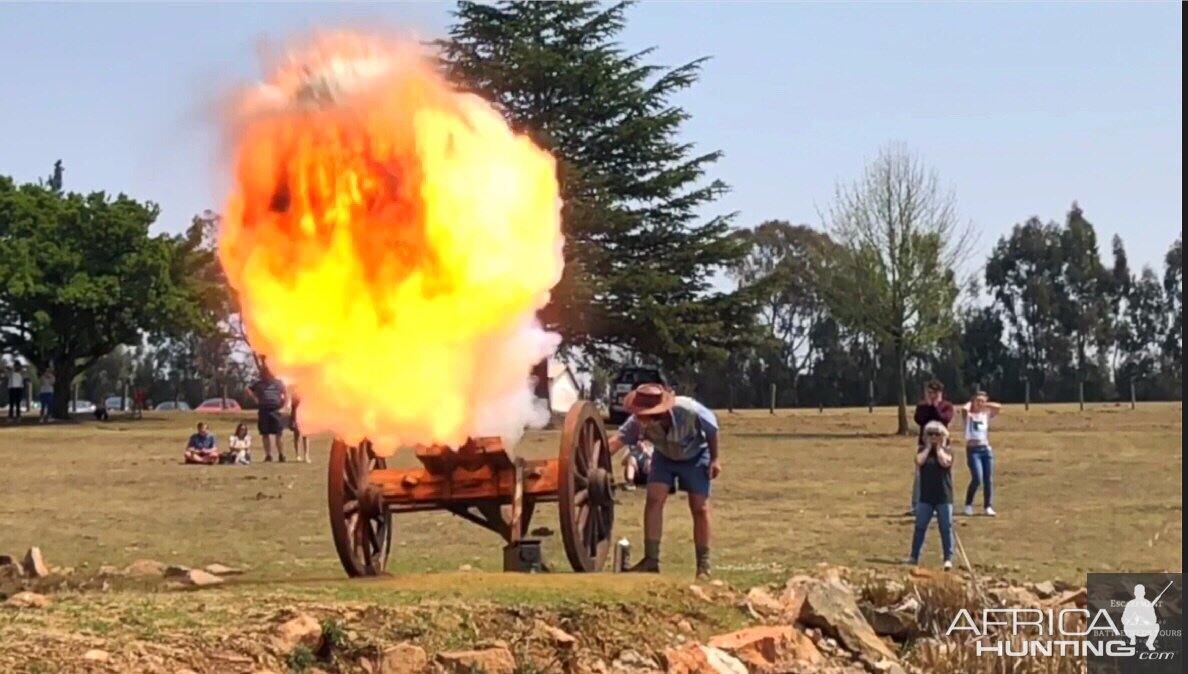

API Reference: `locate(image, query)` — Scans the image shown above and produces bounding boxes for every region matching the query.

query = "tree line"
[2,1,1181,429]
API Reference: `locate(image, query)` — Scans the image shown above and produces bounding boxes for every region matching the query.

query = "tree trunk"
[893,340,910,435]
[51,358,76,420]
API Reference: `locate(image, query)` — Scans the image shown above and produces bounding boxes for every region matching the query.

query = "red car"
[196,398,243,413]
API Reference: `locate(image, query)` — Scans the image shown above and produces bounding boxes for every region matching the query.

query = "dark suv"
[608,366,668,424]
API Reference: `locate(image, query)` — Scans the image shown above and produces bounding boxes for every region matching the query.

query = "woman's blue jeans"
[964,446,994,508]
[910,502,954,562]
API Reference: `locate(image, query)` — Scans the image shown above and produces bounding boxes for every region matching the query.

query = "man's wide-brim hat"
[623,383,676,416]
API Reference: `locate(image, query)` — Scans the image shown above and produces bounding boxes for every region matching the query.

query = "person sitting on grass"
[225,422,252,465]
[621,440,653,491]
[906,420,955,571]
[183,422,219,465]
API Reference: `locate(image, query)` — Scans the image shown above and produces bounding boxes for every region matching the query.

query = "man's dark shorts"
[648,450,711,497]
[258,409,284,436]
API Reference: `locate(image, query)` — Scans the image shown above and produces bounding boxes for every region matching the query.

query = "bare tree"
[822,144,975,434]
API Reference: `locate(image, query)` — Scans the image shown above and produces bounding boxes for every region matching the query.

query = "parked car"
[154,401,192,411]
[104,396,132,412]
[607,366,668,424]
[68,400,97,414]
[196,398,243,413]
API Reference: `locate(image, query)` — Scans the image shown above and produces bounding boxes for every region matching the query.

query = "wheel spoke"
[343,500,359,517]
[574,489,588,507]
[576,503,589,533]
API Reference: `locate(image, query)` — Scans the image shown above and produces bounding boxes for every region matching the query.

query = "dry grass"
[0,402,1181,586]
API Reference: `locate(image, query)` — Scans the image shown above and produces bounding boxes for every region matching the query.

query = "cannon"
[327,400,616,576]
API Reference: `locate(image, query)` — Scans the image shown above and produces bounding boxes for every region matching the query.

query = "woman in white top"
[7,361,26,421]
[961,390,1001,516]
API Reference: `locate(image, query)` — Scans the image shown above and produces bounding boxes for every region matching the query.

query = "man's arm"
[937,446,954,468]
[986,401,1002,417]
[937,401,955,426]
[608,417,641,454]
[913,403,931,427]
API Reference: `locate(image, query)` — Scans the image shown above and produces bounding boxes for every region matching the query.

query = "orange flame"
[219,33,563,454]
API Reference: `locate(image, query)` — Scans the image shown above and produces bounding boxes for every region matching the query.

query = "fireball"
[218,33,564,454]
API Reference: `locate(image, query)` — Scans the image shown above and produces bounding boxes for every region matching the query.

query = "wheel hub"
[359,484,386,519]
[587,467,615,508]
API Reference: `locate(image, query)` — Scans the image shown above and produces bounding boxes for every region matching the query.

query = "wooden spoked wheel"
[558,401,615,572]
[327,439,393,577]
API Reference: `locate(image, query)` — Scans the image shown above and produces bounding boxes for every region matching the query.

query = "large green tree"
[439,0,747,370]
[728,221,836,404]
[821,145,972,434]
[0,167,210,417]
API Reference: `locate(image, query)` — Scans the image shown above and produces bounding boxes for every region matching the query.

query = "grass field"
[1,402,1181,586]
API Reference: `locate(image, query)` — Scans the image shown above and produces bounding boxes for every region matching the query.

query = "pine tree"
[439,0,747,370]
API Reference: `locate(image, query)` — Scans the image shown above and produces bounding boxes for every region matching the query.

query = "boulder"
[612,649,661,674]
[5,591,52,609]
[1027,581,1057,598]
[778,577,811,619]
[0,558,24,580]
[534,619,578,647]
[688,584,713,603]
[164,565,192,578]
[707,625,822,670]
[864,605,918,641]
[82,649,110,662]
[125,559,167,577]
[792,577,902,672]
[379,643,428,674]
[743,586,783,617]
[662,644,747,674]
[183,569,225,587]
[23,547,49,578]
[271,613,323,654]
[436,646,516,674]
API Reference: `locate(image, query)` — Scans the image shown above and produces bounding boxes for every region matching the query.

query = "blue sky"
[1,2,1181,273]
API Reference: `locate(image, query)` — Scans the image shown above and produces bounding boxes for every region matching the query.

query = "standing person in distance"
[961,390,1001,516]
[607,383,721,579]
[910,380,954,514]
[906,421,956,570]
[38,366,55,423]
[6,360,26,422]
[289,392,310,463]
[247,358,289,462]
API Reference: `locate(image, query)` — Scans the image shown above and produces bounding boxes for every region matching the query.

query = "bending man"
[608,383,720,579]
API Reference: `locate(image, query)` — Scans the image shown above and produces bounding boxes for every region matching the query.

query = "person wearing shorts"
[609,383,721,579]
[248,361,288,462]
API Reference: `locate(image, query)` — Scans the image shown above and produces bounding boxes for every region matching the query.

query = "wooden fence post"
[1079,381,1085,412]
[769,384,776,415]
[1024,379,1031,411]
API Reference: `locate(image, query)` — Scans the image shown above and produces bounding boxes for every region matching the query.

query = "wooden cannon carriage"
[327,401,616,576]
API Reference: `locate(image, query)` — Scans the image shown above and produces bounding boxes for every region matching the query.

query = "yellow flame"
[219,33,563,453]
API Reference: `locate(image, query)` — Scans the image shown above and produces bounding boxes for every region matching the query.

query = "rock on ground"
[436,646,516,674]
[82,649,109,662]
[379,643,428,674]
[792,577,902,672]
[707,625,822,671]
[125,559,167,577]
[271,613,323,654]
[663,643,748,674]
[5,591,52,609]
[183,569,225,587]
[23,547,49,578]
[205,563,245,576]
